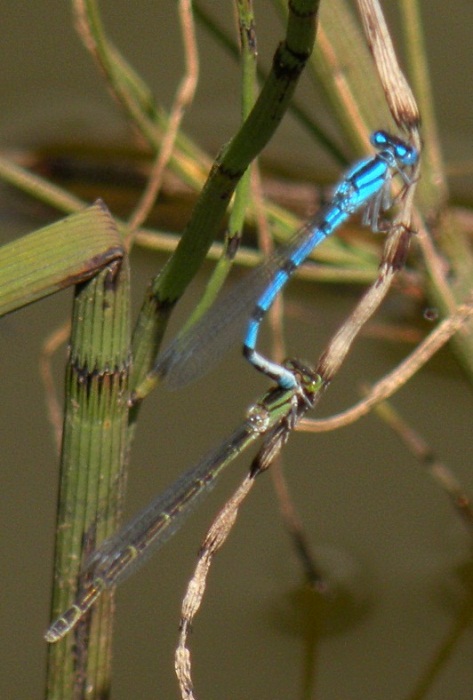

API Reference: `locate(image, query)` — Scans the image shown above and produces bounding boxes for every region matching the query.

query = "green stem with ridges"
[0,202,122,316]
[131,0,320,400]
[181,0,259,333]
[45,257,130,699]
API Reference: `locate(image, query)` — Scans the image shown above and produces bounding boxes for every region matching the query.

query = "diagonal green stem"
[131,0,321,401]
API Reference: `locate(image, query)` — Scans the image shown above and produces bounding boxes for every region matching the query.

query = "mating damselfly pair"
[46,130,418,642]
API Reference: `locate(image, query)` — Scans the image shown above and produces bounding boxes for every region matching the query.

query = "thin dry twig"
[356,0,422,278]
[175,475,255,700]
[39,319,71,451]
[300,299,473,433]
[318,265,396,382]
[415,213,459,314]
[316,23,371,142]
[356,0,420,131]
[126,0,199,240]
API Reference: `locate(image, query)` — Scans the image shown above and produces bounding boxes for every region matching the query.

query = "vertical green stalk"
[46,257,131,699]
[180,0,259,330]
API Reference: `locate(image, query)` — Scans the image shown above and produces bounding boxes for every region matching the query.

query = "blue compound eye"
[370,130,389,148]
[371,130,418,166]
[394,142,418,166]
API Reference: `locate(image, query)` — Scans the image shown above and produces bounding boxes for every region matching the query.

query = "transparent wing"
[155,256,277,389]
[154,209,330,390]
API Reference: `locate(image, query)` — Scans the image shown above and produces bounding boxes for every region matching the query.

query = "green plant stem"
[181,0,259,332]
[0,202,123,316]
[45,258,130,699]
[194,0,347,164]
[131,0,320,401]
